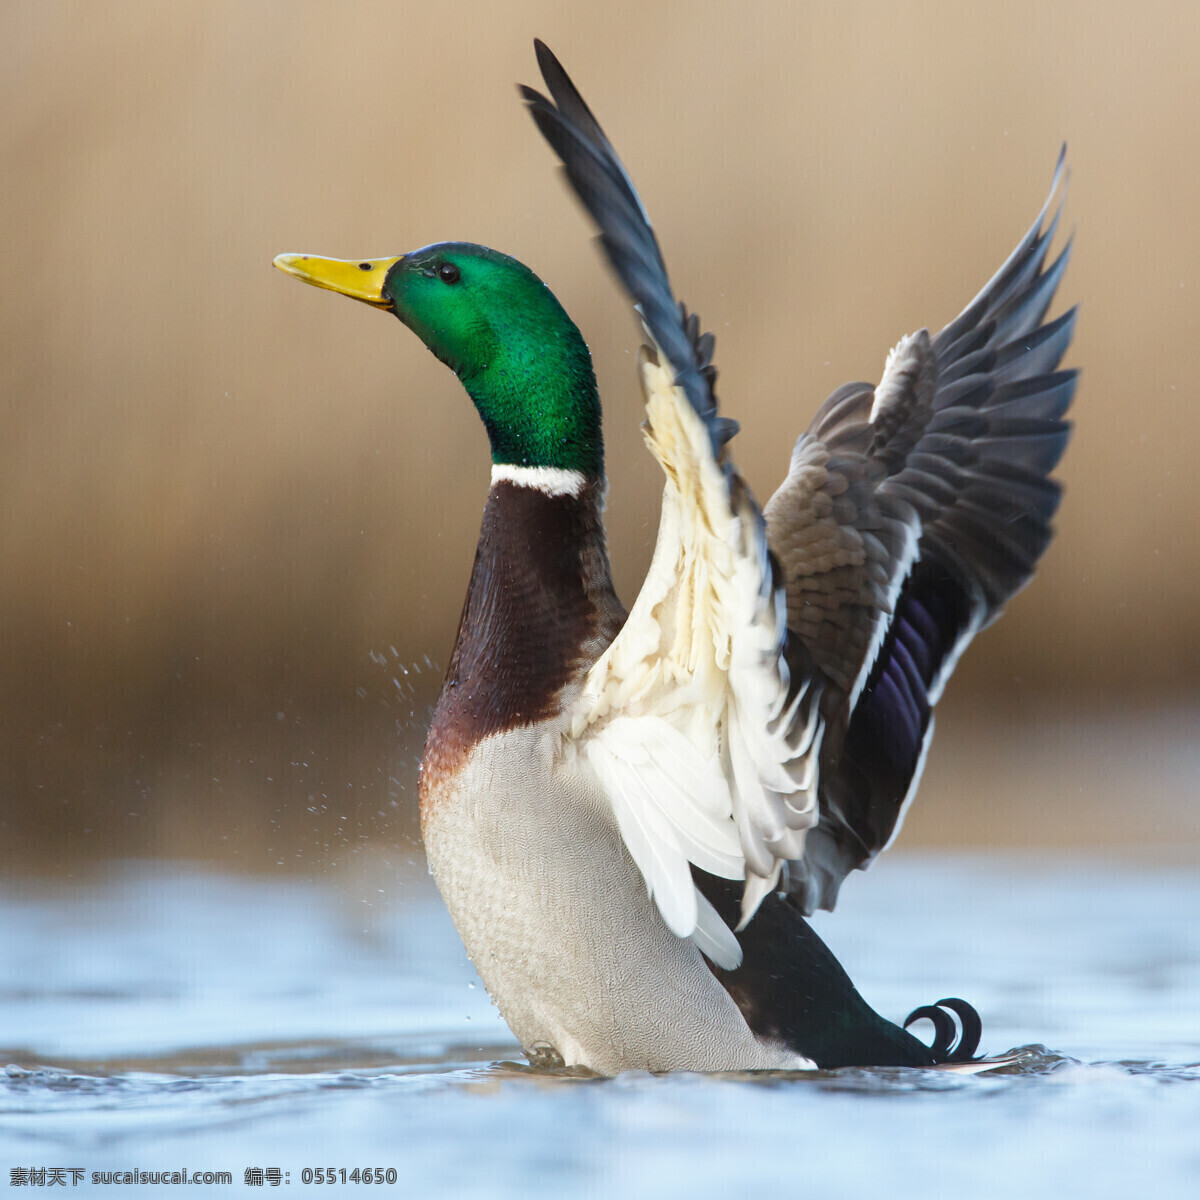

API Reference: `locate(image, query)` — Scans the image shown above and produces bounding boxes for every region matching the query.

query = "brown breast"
[418,478,623,816]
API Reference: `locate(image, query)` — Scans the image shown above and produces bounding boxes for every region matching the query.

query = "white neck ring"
[490,464,588,498]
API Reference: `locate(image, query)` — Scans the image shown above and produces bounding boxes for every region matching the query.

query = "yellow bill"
[273,254,401,308]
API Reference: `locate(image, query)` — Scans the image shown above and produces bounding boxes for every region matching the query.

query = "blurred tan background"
[2,0,1197,872]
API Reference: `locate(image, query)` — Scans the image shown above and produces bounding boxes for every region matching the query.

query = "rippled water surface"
[2,854,1198,1197]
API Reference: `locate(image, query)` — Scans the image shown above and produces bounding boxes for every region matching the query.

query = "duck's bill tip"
[273,253,399,308]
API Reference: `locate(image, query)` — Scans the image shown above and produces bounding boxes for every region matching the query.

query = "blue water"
[2,854,1198,1197]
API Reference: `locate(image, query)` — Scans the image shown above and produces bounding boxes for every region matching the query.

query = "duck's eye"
[438,263,461,284]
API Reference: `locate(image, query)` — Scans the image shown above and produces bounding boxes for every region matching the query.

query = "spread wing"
[524,42,823,969]
[766,152,1075,913]
[524,42,1075,959]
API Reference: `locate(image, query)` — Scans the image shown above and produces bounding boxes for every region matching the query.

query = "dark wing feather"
[783,155,1075,913]
[522,40,736,455]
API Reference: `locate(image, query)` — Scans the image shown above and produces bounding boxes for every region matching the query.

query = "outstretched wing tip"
[1045,142,1069,207]
[523,40,740,465]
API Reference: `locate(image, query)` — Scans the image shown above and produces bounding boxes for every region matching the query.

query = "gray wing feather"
[773,154,1075,913]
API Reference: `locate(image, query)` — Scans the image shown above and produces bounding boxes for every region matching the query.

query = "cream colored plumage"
[571,347,823,963]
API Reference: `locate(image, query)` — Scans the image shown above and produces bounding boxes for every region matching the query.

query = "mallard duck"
[274,41,1074,1073]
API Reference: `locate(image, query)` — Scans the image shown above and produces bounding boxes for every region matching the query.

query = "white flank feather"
[587,717,742,878]
[586,736,697,937]
[691,889,743,970]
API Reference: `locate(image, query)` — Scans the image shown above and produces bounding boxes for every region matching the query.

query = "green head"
[274,242,603,477]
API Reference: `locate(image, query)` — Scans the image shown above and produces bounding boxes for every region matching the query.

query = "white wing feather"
[571,351,823,962]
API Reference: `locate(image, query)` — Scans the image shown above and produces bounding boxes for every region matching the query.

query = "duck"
[274,41,1074,1074]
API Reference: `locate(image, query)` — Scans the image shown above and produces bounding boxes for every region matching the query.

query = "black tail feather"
[904,996,983,1063]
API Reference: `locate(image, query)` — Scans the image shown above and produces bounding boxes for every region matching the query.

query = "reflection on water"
[2,855,1198,1197]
